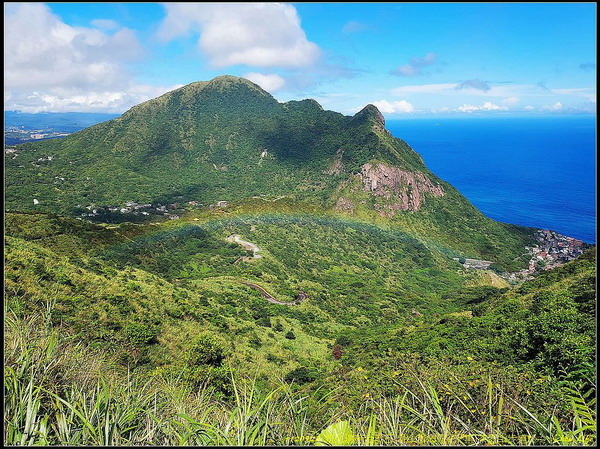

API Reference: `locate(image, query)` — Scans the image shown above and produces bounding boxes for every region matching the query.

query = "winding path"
[225,234,307,305]
[239,282,306,306]
[227,234,262,259]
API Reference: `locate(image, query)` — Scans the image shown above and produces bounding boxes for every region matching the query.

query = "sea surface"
[386,116,596,243]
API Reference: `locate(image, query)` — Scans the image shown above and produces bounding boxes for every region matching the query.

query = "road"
[226,234,308,305]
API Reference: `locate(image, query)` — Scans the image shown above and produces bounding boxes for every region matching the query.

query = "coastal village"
[507,229,590,281]
[455,228,589,282]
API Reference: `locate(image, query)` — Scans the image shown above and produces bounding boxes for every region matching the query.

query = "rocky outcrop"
[359,163,445,213]
[334,197,355,213]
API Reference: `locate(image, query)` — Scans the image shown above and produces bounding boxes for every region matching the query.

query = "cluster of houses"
[79,201,183,219]
[452,228,588,284]
[506,229,588,282]
[78,199,229,220]
[528,229,588,269]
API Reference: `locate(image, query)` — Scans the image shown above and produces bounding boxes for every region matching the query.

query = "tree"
[285,330,296,340]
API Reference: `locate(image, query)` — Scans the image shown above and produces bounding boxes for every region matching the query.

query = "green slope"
[4,212,595,445]
[339,247,596,379]
[5,75,535,270]
[4,212,469,332]
[5,212,594,381]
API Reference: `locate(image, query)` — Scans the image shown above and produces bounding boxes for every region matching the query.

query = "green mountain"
[4,76,595,445]
[6,75,535,270]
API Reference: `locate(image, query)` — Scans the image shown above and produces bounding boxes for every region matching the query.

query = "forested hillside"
[5,76,537,271]
[4,76,595,446]
[4,211,596,445]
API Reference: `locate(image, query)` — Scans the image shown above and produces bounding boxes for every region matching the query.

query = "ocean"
[386,116,596,243]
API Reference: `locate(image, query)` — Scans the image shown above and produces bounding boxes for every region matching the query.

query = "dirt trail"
[227,234,262,259]
[226,235,307,305]
[239,282,306,306]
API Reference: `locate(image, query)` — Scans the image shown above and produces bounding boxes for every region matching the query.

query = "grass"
[4,312,596,446]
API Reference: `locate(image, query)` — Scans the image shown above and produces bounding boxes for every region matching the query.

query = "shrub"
[285,330,296,340]
[249,334,262,349]
[123,322,158,347]
[284,366,316,385]
[184,333,226,367]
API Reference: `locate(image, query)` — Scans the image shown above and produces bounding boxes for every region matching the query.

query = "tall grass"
[4,313,596,446]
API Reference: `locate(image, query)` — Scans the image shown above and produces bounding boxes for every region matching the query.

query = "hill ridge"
[5,75,538,270]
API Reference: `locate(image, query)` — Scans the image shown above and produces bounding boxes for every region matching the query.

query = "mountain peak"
[123,75,278,118]
[351,104,385,127]
[204,75,270,96]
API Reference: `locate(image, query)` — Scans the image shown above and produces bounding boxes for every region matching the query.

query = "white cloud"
[456,104,480,113]
[481,101,506,110]
[392,83,456,95]
[342,21,367,34]
[542,101,563,111]
[524,105,535,110]
[3,3,178,113]
[456,102,507,113]
[243,72,285,92]
[579,62,596,71]
[449,84,545,98]
[552,88,589,94]
[456,79,491,92]
[156,3,321,68]
[4,4,142,91]
[371,99,414,114]
[502,96,520,105]
[90,18,120,30]
[551,87,596,102]
[5,84,183,114]
[391,83,558,100]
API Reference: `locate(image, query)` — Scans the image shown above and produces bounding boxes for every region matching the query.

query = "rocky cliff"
[359,162,445,214]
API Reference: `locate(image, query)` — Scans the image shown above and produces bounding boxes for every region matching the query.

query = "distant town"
[74,200,229,222]
[5,125,72,144]
[4,110,119,145]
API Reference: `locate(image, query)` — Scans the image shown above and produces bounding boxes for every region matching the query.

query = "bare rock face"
[334,197,355,213]
[359,163,445,213]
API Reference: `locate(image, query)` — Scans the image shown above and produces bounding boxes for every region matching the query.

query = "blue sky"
[4,2,596,116]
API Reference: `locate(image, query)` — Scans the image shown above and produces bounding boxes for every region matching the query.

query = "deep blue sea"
[386,116,596,243]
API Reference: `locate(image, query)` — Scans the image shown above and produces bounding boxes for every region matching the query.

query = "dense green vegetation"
[4,212,596,445]
[5,75,536,271]
[4,76,595,445]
